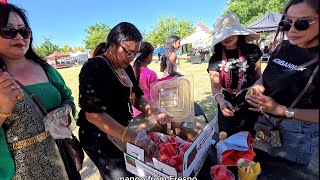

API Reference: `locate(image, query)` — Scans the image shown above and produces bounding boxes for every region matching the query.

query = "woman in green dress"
[0,3,77,179]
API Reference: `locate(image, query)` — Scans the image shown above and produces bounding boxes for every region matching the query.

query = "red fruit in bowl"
[211,165,220,175]
[165,143,176,156]
[172,155,182,164]
[167,158,178,168]
[178,164,183,173]
[182,143,191,151]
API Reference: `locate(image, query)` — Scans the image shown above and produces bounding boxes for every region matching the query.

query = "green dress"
[0,62,76,180]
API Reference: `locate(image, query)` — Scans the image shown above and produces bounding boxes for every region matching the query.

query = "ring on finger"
[17,94,24,100]
[259,106,263,111]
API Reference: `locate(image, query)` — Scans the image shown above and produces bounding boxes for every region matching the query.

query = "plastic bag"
[216,131,256,166]
[44,107,71,139]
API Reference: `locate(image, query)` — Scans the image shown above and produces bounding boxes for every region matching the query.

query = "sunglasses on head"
[0,26,32,39]
[279,19,317,31]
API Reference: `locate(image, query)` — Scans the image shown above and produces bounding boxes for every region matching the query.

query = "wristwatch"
[285,107,295,118]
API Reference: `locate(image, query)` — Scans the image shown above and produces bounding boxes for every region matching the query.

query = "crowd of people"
[0,0,318,179]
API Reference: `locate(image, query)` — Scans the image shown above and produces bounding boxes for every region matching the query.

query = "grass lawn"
[58,57,267,121]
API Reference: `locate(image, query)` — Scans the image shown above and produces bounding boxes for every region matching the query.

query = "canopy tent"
[153,46,164,55]
[180,22,212,49]
[247,12,282,33]
[45,51,69,60]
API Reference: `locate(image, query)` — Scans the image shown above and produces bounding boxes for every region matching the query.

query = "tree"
[83,23,111,49]
[145,16,194,46]
[73,46,86,52]
[61,45,73,54]
[224,0,288,26]
[34,37,60,58]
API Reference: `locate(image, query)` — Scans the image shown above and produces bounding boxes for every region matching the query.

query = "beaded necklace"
[220,48,246,94]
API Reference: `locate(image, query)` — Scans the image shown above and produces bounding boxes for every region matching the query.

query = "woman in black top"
[208,13,262,136]
[246,0,319,169]
[77,22,171,180]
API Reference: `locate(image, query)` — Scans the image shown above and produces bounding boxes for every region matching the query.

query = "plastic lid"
[150,76,194,122]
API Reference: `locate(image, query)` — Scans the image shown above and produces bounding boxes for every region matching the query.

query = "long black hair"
[272,0,319,70]
[105,22,142,49]
[133,42,154,82]
[213,35,247,55]
[272,0,319,51]
[0,3,43,69]
[93,42,106,56]
[160,35,180,72]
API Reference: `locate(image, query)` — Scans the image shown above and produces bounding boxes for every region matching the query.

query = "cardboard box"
[123,115,217,178]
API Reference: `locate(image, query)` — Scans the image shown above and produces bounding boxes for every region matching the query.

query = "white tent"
[180,22,212,48]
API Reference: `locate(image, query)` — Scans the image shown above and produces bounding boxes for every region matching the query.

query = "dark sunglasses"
[119,44,141,58]
[279,19,317,31]
[0,26,32,39]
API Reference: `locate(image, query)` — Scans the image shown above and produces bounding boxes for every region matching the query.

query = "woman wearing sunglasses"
[0,3,79,180]
[77,22,172,179]
[246,0,319,173]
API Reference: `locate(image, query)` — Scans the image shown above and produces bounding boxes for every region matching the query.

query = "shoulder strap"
[289,64,319,108]
[15,80,49,115]
[276,64,319,126]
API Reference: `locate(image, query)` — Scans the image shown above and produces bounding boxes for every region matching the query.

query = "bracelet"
[121,127,129,142]
[0,112,11,118]
[213,93,224,102]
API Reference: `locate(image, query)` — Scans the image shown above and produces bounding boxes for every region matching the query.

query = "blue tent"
[153,46,164,55]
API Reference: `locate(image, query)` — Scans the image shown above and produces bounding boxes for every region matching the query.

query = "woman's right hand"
[245,87,259,100]
[218,99,235,117]
[0,72,23,115]
[134,132,159,159]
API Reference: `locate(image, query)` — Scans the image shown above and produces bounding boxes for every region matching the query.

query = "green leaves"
[83,23,111,49]
[224,0,288,26]
[145,15,194,46]
[34,36,60,58]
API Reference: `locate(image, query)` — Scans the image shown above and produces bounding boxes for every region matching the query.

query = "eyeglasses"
[0,26,32,39]
[119,44,141,58]
[279,19,317,31]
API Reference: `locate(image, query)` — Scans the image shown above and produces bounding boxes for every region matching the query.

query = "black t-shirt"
[208,43,262,89]
[77,55,144,127]
[263,41,319,109]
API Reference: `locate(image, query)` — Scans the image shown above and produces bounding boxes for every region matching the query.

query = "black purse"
[15,80,84,176]
[254,114,283,147]
[254,64,319,148]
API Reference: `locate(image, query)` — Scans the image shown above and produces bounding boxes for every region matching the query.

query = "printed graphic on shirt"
[272,58,307,71]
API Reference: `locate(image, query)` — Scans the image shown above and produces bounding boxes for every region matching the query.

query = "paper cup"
[237,159,261,180]
[211,169,235,180]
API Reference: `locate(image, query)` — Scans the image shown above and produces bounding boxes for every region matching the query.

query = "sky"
[9,0,228,48]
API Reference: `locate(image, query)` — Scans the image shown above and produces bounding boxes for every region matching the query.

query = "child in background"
[133,42,158,116]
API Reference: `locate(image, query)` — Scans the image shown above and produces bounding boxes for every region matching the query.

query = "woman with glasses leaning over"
[0,3,78,180]
[77,22,172,180]
[246,0,319,173]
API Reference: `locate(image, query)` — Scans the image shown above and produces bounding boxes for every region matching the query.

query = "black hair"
[93,42,106,56]
[160,35,180,72]
[0,3,43,69]
[213,35,248,55]
[273,0,319,51]
[105,22,142,49]
[133,42,154,82]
